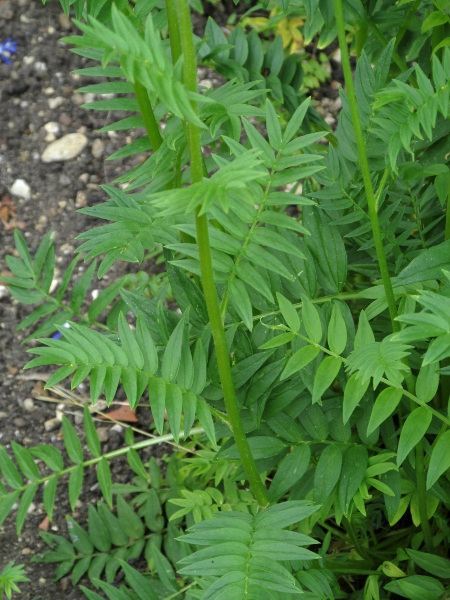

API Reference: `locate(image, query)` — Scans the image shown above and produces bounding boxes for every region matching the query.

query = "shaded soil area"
[0,2,343,597]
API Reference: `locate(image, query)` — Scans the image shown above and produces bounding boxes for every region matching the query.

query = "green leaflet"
[161,318,186,383]
[343,374,370,424]
[367,388,403,434]
[426,430,450,489]
[394,239,450,285]
[311,356,342,404]
[397,406,432,466]
[303,208,347,293]
[268,445,311,501]
[338,446,368,515]
[314,445,343,503]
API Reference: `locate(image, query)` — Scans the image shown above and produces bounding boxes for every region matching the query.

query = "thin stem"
[415,439,434,552]
[134,81,163,151]
[165,0,182,63]
[445,181,450,240]
[13,428,205,494]
[395,0,421,50]
[367,21,409,73]
[333,0,399,333]
[342,517,373,563]
[175,0,269,506]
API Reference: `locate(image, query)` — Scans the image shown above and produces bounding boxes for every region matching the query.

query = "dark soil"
[0,2,342,597]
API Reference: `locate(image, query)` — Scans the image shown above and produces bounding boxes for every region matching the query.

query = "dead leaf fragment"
[39,516,50,531]
[100,404,138,423]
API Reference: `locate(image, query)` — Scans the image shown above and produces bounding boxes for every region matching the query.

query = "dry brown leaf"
[100,404,138,423]
[38,515,50,531]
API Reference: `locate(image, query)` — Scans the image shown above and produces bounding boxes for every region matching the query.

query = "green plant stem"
[395,0,421,50]
[133,82,163,151]
[445,182,450,240]
[13,428,205,494]
[333,0,399,333]
[175,0,269,507]
[367,21,409,73]
[415,439,434,552]
[342,517,373,562]
[165,0,182,63]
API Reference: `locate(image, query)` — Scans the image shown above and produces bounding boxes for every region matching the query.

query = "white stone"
[97,427,109,442]
[75,191,87,208]
[48,96,65,110]
[23,398,35,413]
[44,418,60,432]
[34,61,47,72]
[91,138,105,158]
[44,133,56,142]
[0,286,9,300]
[41,133,88,163]
[331,48,341,63]
[10,179,31,199]
[44,121,60,134]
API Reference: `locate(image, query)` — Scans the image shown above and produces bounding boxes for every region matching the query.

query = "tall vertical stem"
[333,0,399,332]
[166,0,182,63]
[445,182,450,240]
[175,0,269,506]
[415,439,434,552]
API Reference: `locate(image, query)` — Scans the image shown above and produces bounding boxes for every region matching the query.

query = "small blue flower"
[0,39,18,66]
[52,322,71,340]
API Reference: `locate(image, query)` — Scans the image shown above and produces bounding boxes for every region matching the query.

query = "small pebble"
[44,121,60,134]
[13,418,26,428]
[0,412,9,420]
[10,179,31,199]
[59,112,72,126]
[71,93,84,106]
[41,133,88,163]
[91,138,105,158]
[23,398,35,413]
[59,174,71,187]
[74,411,83,425]
[0,0,14,19]
[0,286,9,300]
[48,96,65,110]
[21,548,32,555]
[34,61,47,73]
[58,12,71,30]
[97,427,110,443]
[44,417,60,432]
[43,87,55,95]
[75,191,87,208]
[330,48,341,63]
